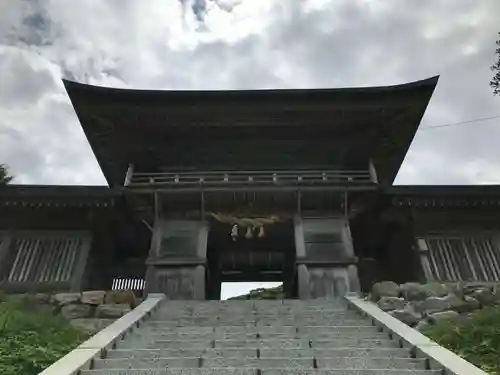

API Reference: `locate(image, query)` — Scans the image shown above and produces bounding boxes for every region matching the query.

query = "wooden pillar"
[295,215,360,299]
[369,159,378,184]
[144,219,208,300]
[0,231,13,279]
[124,164,134,186]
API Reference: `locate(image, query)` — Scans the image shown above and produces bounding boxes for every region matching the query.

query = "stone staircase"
[80,298,442,375]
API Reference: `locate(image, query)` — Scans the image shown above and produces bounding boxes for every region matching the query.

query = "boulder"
[34,293,52,304]
[473,288,495,307]
[421,282,448,298]
[389,308,422,326]
[400,283,427,301]
[81,291,106,305]
[104,291,138,307]
[428,310,459,325]
[441,294,474,313]
[457,296,481,313]
[463,282,492,295]
[445,282,465,298]
[60,303,93,320]
[377,297,406,311]
[493,290,500,305]
[414,319,431,332]
[52,293,81,305]
[370,281,400,302]
[70,318,115,334]
[417,296,452,315]
[96,303,131,319]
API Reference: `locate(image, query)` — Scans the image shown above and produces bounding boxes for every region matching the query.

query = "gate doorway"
[205,218,297,300]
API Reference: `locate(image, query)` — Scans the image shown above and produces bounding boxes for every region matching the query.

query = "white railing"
[417,236,500,282]
[345,294,488,375]
[111,277,146,292]
[37,294,165,375]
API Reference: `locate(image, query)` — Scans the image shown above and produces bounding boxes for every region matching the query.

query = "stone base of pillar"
[145,264,205,300]
[297,263,360,299]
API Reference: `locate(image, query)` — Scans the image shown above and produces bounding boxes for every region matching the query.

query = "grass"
[424,305,500,375]
[0,293,89,375]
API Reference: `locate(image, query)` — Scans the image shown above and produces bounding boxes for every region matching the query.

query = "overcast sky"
[1,0,499,298]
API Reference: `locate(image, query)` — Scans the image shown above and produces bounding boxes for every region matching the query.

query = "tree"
[491,32,500,96]
[0,164,13,185]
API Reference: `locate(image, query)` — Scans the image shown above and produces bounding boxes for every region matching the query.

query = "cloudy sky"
[1,0,499,298]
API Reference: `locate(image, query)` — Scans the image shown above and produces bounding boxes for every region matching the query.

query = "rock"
[60,303,93,320]
[421,282,448,298]
[96,303,131,319]
[70,318,115,334]
[463,282,492,295]
[428,311,459,325]
[445,282,465,298]
[81,291,106,305]
[52,293,81,305]
[104,291,138,307]
[377,297,406,311]
[389,308,422,326]
[458,296,481,312]
[370,281,400,302]
[414,319,431,332]
[442,294,471,313]
[400,283,427,301]
[493,291,500,305]
[34,293,52,304]
[473,288,495,307]
[417,296,452,315]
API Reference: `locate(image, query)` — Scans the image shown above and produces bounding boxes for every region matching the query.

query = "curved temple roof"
[63,76,439,187]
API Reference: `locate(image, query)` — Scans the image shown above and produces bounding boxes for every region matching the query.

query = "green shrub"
[0,295,88,375]
[424,306,500,375]
[229,285,284,300]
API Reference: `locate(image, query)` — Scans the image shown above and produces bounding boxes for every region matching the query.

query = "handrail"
[133,169,371,176]
[345,294,488,375]
[37,293,165,375]
[129,169,374,187]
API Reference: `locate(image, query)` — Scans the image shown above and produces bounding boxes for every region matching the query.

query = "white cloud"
[1,0,500,297]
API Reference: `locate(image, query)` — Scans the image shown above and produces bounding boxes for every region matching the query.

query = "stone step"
[130,332,386,341]
[106,348,258,359]
[94,357,426,370]
[261,348,412,358]
[146,320,367,326]
[94,358,314,369]
[81,369,441,375]
[154,308,350,315]
[117,338,398,350]
[157,300,347,307]
[316,358,426,370]
[261,371,440,375]
[133,327,382,339]
[138,325,375,335]
[81,369,255,375]
[144,319,367,327]
[309,338,399,348]
[154,305,350,313]
[154,305,351,310]
[105,347,412,360]
[137,322,377,335]
[93,357,200,369]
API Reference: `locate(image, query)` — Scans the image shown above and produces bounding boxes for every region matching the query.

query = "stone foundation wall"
[10,290,142,334]
[369,281,500,331]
